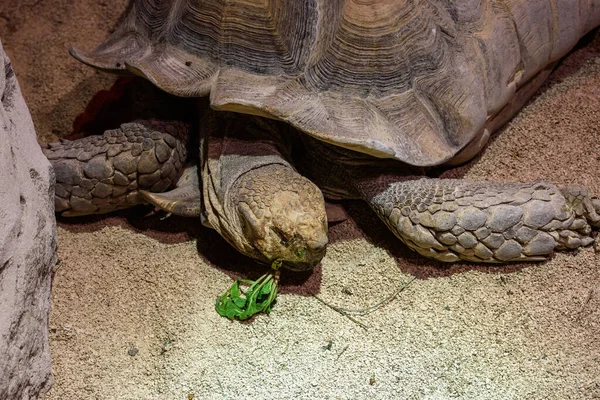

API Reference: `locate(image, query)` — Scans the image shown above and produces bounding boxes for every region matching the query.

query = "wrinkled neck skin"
[207,150,295,263]
[199,110,328,269]
[297,135,424,201]
[199,110,291,260]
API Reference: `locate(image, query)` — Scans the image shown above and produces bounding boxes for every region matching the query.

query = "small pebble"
[128,348,139,356]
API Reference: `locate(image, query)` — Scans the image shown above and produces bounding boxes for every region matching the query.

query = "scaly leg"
[43,120,189,216]
[361,177,599,262]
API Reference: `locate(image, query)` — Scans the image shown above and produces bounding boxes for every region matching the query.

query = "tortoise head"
[234,164,328,271]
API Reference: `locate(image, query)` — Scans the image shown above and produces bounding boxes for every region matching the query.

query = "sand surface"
[2,2,600,399]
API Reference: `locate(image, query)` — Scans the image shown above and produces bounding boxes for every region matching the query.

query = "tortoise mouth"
[281,260,318,272]
[254,258,318,272]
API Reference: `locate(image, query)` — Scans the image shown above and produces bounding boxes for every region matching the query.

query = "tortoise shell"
[71,0,600,166]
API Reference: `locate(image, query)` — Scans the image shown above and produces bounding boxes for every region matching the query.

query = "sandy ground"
[2,2,600,399]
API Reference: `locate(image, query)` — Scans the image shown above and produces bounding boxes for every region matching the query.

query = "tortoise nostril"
[309,235,328,252]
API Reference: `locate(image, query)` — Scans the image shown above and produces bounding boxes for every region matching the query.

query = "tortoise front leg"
[361,177,599,263]
[43,120,189,216]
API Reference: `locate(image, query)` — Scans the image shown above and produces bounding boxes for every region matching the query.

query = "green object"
[215,261,281,320]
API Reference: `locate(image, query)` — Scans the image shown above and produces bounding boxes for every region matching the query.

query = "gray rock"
[0,41,56,399]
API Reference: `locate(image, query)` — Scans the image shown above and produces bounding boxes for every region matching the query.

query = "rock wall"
[0,39,56,399]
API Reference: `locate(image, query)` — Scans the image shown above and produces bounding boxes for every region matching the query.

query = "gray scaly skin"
[360,177,599,263]
[196,111,328,270]
[43,120,189,216]
[227,163,328,270]
[301,138,599,263]
[44,112,328,271]
[142,111,329,270]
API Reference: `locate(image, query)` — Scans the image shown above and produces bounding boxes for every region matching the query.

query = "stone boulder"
[0,39,56,398]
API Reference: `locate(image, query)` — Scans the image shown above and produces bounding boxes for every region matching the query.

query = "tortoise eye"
[273,227,289,246]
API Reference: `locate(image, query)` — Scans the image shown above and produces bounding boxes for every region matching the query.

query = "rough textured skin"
[43,120,189,216]
[140,165,203,217]
[232,164,328,270]
[70,0,600,166]
[298,136,600,263]
[199,109,327,270]
[144,155,329,270]
[45,83,329,269]
[138,121,330,269]
[360,178,600,263]
[0,40,55,399]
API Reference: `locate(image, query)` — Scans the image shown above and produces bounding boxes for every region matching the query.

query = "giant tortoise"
[44,0,600,270]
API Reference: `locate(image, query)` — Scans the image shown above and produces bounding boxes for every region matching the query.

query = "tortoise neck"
[297,136,422,201]
[351,170,423,201]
